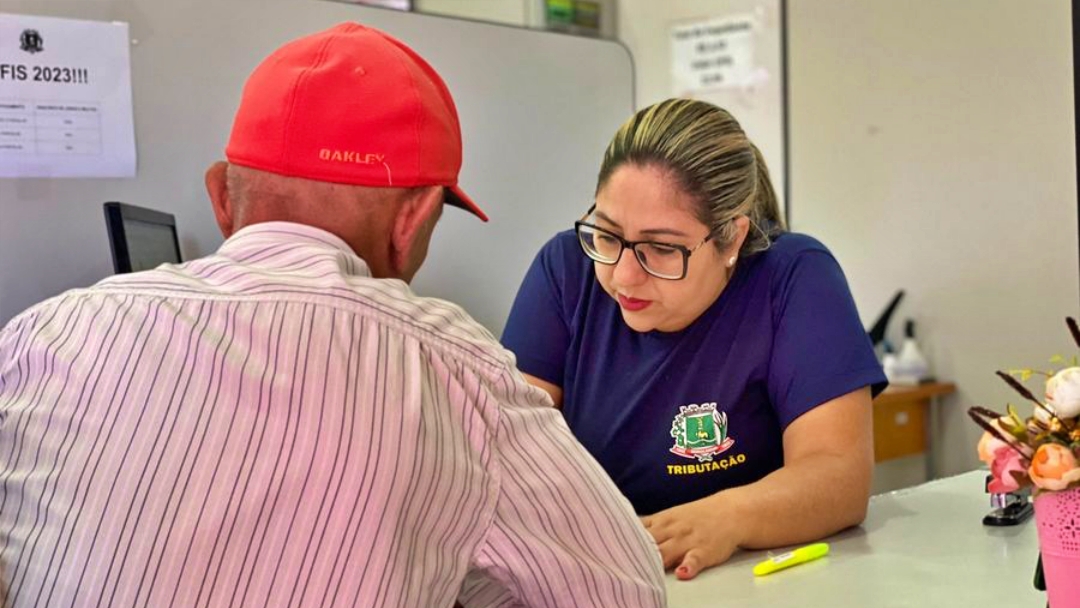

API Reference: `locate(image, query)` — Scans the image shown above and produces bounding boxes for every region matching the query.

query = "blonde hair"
[596,98,786,255]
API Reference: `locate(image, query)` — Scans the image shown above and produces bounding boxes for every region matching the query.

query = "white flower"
[1034,404,1053,424]
[1045,367,1080,419]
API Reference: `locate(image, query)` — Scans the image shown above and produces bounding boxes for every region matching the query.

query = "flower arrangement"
[968,318,1080,494]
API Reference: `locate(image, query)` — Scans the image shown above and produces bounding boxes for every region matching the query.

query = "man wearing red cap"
[0,23,665,607]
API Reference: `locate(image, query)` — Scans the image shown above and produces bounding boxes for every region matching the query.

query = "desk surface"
[665,471,1044,607]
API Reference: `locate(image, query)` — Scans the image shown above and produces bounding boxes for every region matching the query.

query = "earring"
[727,256,737,268]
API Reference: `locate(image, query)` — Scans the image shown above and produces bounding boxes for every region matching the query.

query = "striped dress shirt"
[0,222,665,608]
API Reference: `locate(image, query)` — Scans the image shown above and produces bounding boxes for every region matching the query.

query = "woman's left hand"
[640,493,743,580]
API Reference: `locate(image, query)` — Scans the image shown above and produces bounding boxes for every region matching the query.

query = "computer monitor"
[103,202,183,273]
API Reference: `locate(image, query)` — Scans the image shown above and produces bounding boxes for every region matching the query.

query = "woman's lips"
[617,294,652,312]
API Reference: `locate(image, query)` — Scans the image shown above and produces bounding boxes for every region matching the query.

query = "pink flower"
[976,420,1011,465]
[988,446,1029,493]
[1029,443,1080,491]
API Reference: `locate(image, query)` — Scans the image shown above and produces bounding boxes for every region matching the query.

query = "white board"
[0,0,634,335]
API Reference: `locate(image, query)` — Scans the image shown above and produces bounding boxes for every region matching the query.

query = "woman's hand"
[642,387,874,582]
[640,493,743,580]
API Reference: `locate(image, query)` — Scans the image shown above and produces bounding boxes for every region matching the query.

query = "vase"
[1034,486,1080,608]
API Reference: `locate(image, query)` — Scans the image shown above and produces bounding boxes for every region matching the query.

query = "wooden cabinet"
[872,382,956,463]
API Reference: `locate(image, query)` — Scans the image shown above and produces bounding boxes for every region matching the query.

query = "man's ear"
[205,161,234,238]
[390,185,444,278]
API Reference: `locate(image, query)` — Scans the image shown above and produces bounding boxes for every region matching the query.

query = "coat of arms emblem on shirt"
[669,402,735,462]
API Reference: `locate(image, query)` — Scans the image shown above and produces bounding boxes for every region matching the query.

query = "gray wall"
[0,0,634,335]
[787,0,1077,481]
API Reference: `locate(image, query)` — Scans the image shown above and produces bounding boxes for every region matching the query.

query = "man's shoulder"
[1,289,86,337]
[352,279,513,373]
[6,265,516,383]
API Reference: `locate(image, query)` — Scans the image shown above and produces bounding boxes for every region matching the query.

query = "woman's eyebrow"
[593,210,690,238]
[639,227,690,238]
[593,210,621,228]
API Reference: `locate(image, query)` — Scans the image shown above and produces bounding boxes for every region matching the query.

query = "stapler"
[982,474,1034,526]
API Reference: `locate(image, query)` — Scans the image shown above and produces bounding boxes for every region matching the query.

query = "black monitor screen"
[104,202,182,274]
[123,218,182,271]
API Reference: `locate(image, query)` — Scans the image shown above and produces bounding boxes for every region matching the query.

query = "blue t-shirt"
[501,230,887,516]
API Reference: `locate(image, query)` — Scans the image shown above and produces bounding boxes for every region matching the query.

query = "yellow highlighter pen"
[752,542,830,576]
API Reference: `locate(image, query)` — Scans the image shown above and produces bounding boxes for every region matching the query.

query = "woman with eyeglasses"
[501,99,887,580]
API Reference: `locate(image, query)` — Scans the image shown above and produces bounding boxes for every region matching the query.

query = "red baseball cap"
[225,22,487,221]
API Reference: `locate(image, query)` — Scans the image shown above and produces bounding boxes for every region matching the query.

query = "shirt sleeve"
[500,235,574,386]
[767,250,888,429]
[0,310,36,402]
[459,380,666,608]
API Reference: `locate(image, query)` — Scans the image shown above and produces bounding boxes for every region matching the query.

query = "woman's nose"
[611,247,648,286]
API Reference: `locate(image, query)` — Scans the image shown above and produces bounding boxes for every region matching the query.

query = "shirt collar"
[218,221,372,277]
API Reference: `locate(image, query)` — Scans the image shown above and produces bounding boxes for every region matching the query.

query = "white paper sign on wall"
[671,14,757,95]
[0,13,136,178]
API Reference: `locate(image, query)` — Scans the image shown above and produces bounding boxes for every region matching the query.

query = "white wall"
[621,0,1077,482]
[790,0,1077,477]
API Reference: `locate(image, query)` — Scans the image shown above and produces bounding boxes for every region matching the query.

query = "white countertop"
[664,471,1046,607]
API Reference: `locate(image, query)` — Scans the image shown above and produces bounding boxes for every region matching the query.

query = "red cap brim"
[446,185,488,222]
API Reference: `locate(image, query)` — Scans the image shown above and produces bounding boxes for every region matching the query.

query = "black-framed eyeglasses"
[573,205,718,280]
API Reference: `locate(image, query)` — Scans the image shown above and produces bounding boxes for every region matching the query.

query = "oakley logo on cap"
[318,149,386,165]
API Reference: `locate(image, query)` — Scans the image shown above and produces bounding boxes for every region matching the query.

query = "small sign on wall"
[667,2,786,220]
[0,13,136,178]
[671,14,757,94]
